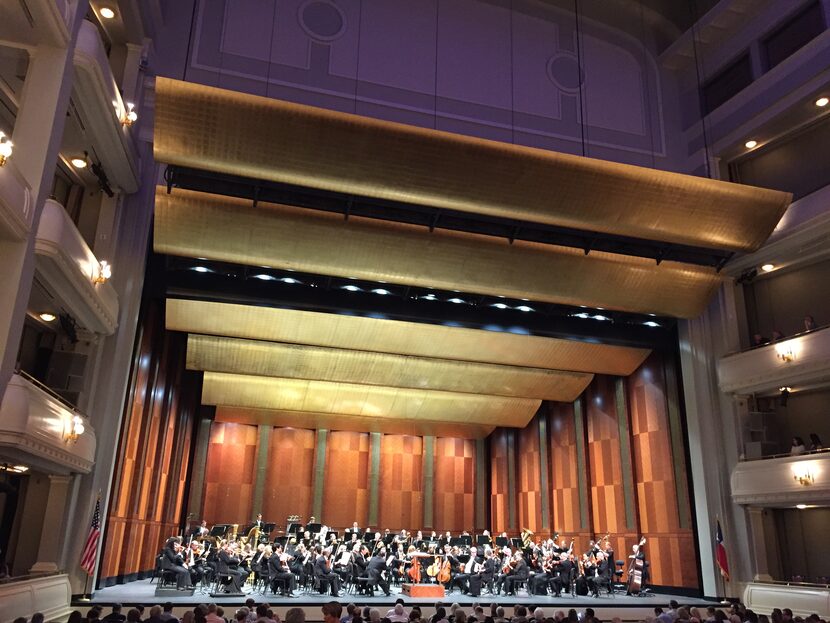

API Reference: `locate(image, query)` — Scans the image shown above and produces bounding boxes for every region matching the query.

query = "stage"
[85,580,725,620]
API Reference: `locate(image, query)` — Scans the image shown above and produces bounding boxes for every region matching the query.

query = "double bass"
[626,537,647,594]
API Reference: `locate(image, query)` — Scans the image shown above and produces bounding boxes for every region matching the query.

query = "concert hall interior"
[1,0,830,620]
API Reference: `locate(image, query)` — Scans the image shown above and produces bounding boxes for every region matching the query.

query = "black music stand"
[306,522,322,534]
[495,537,509,547]
[210,524,231,538]
[287,522,303,535]
[450,537,466,548]
[510,538,522,550]
[477,535,492,546]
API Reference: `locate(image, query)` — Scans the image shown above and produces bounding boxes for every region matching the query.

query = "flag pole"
[717,515,730,604]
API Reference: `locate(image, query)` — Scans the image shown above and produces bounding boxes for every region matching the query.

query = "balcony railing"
[0,159,33,239]
[731,452,830,506]
[743,582,830,619]
[718,325,830,395]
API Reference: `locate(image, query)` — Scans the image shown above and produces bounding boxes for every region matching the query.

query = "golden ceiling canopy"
[186,333,593,401]
[157,187,722,318]
[202,371,541,429]
[167,299,649,376]
[155,76,789,252]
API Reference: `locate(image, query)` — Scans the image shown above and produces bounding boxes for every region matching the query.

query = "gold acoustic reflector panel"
[167,299,650,376]
[156,187,722,318]
[215,406,496,439]
[154,76,790,252]
[186,334,593,401]
[202,372,540,429]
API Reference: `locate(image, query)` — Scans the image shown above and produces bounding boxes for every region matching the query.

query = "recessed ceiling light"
[342,285,360,292]
[796,504,807,510]
[371,288,391,295]
[421,294,437,301]
[448,298,465,304]
[779,386,792,392]
[816,97,829,107]
[253,274,275,281]
[39,312,56,322]
[593,315,609,321]
[280,277,299,284]
[491,303,508,309]
[643,321,660,327]
[761,263,775,272]
[70,157,87,168]
[100,6,116,19]
[745,140,758,149]
[573,312,590,319]
[192,266,210,273]
[515,305,533,312]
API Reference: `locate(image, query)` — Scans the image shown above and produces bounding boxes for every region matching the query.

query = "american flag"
[715,519,730,582]
[80,497,101,576]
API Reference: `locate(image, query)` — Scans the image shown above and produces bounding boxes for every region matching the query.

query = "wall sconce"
[63,415,85,444]
[93,260,112,284]
[775,340,796,363]
[792,465,815,486]
[0,131,13,166]
[121,102,138,127]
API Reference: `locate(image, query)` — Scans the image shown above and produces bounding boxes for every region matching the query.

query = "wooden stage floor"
[86,580,724,621]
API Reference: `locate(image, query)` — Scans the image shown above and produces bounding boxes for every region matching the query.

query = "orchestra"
[162,515,648,599]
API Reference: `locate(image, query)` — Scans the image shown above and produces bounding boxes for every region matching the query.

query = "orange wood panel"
[517,419,543,534]
[548,402,588,550]
[262,427,315,524]
[627,352,699,588]
[489,429,510,534]
[433,437,475,532]
[323,431,370,528]
[202,422,259,525]
[379,434,423,532]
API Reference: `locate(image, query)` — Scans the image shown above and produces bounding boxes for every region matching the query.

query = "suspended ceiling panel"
[202,372,540,428]
[167,299,650,376]
[154,76,790,253]
[186,334,593,401]
[156,187,723,318]
[215,406,496,439]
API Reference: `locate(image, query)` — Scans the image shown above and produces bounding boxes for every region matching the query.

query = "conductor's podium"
[401,583,446,598]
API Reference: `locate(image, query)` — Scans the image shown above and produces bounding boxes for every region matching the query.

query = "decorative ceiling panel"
[167,299,650,376]
[156,187,723,318]
[202,372,540,428]
[187,334,593,401]
[215,406,495,439]
[154,76,790,252]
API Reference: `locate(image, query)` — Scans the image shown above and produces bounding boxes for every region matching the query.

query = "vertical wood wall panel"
[433,437,476,532]
[262,427,315,524]
[323,431,370,528]
[202,422,259,525]
[490,429,510,534]
[517,418,543,535]
[627,352,700,588]
[101,302,199,583]
[548,402,588,550]
[379,435,423,532]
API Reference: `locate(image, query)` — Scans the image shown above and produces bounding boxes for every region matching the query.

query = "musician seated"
[313,546,342,597]
[587,551,612,597]
[160,537,192,591]
[502,551,529,595]
[451,546,478,594]
[187,541,208,585]
[550,553,573,596]
[217,542,247,594]
[267,544,297,597]
[366,548,392,596]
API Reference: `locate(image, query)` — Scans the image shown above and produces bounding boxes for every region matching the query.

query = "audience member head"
[150,606,163,619]
[31,614,45,623]
[236,608,250,623]
[127,610,142,623]
[181,613,195,623]
[533,609,545,622]
[370,609,381,623]
[285,609,305,623]
[68,612,83,623]
[323,602,344,623]
[456,612,467,623]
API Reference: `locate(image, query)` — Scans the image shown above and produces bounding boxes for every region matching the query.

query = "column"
[538,414,551,531]
[367,432,381,528]
[30,475,73,573]
[746,507,774,582]
[474,438,487,531]
[312,429,328,520]
[422,436,435,530]
[251,425,271,516]
[614,378,637,531]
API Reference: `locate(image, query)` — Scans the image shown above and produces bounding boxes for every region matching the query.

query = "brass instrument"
[247,524,261,544]
[521,527,534,548]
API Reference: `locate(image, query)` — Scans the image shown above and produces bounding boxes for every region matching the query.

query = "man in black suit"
[588,551,612,597]
[502,552,529,596]
[314,546,341,597]
[267,545,297,596]
[366,548,391,596]
[551,553,573,596]
[217,542,247,594]
[160,537,192,590]
[475,548,497,594]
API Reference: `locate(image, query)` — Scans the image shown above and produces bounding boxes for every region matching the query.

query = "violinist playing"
[161,536,192,591]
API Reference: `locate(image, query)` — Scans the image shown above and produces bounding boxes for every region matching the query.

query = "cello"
[408,554,423,583]
[437,556,452,584]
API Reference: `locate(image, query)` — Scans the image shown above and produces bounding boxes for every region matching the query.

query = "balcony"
[743,582,830,618]
[0,0,71,49]
[0,160,33,240]
[72,19,140,194]
[731,451,830,506]
[718,326,830,395]
[0,573,72,623]
[0,372,95,475]
[34,198,118,335]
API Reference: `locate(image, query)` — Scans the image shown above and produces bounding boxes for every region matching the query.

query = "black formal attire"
[529,560,553,595]
[160,545,192,590]
[217,549,246,593]
[476,556,497,594]
[588,559,612,597]
[551,560,573,596]
[314,555,341,596]
[102,613,126,623]
[366,555,391,595]
[268,553,297,595]
[452,555,480,594]
[503,558,529,595]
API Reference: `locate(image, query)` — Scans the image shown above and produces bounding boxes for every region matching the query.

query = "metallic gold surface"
[187,334,593,401]
[215,406,495,439]
[167,299,650,376]
[202,372,540,428]
[156,187,723,318]
[154,77,790,252]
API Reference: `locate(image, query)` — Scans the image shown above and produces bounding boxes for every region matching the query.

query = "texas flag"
[715,520,730,581]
